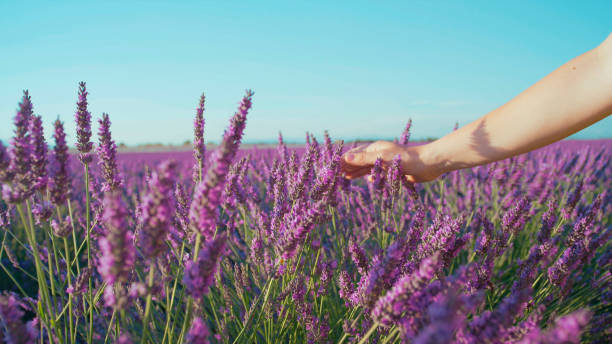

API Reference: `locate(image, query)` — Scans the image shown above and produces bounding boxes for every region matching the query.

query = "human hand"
[341,141,442,183]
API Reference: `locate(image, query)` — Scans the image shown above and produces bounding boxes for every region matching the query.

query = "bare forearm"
[423,35,612,174]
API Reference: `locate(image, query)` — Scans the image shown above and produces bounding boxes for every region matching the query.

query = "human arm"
[342,33,612,182]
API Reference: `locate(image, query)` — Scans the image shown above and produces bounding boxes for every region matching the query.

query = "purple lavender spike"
[139,160,177,259]
[562,180,583,220]
[193,93,206,182]
[189,90,253,239]
[0,292,38,343]
[4,91,34,203]
[349,239,369,275]
[501,196,530,234]
[519,309,591,343]
[537,198,557,244]
[386,154,402,196]
[371,255,438,326]
[413,292,462,344]
[186,317,210,344]
[74,82,93,164]
[467,286,531,340]
[0,140,10,182]
[183,234,227,300]
[279,201,328,260]
[338,270,354,301]
[97,113,122,192]
[98,192,135,309]
[323,130,333,163]
[277,131,288,163]
[399,118,412,145]
[49,119,71,205]
[29,115,48,191]
[32,201,53,224]
[290,143,316,201]
[370,158,385,192]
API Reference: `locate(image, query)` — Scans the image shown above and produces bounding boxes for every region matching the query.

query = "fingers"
[344,150,373,165]
[343,166,372,179]
[342,144,377,167]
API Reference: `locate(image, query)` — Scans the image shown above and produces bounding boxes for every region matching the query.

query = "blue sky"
[1,0,611,145]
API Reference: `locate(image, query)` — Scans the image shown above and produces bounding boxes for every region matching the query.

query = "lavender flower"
[386,154,402,196]
[349,239,369,275]
[547,241,585,288]
[519,309,591,344]
[413,292,462,344]
[97,113,122,192]
[370,158,385,192]
[502,196,530,233]
[66,268,91,295]
[193,93,206,182]
[372,255,438,326]
[183,234,227,300]
[0,292,37,343]
[186,317,210,344]
[537,198,557,243]
[323,130,334,164]
[4,91,34,203]
[290,143,316,201]
[139,160,177,259]
[189,90,253,239]
[0,204,11,228]
[310,142,344,204]
[0,140,9,182]
[117,333,133,344]
[98,192,135,308]
[562,180,583,220]
[399,118,412,145]
[29,115,48,191]
[279,201,328,260]
[74,81,93,164]
[338,270,354,301]
[277,132,288,163]
[49,119,71,205]
[467,286,531,340]
[32,201,53,224]
[174,183,190,233]
[51,216,72,238]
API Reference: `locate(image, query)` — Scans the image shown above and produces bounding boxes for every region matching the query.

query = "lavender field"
[0,84,611,343]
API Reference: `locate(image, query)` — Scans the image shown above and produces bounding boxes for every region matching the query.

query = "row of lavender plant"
[0,83,610,343]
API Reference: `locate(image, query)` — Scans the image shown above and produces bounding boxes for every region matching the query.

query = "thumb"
[344,150,377,166]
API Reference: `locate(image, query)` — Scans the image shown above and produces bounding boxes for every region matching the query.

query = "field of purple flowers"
[0,83,610,343]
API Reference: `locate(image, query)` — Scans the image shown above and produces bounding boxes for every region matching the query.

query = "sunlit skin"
[342,33,612,182]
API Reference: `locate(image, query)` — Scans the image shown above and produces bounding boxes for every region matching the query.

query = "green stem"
[161,241,186,344]
[358,322,379,344]
[21,201,59,343]
[66,200,81,275]
[141,265,157,344]
[84,163,94,344]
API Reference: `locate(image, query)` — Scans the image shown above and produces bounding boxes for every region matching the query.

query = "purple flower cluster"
[29,115,48,191]
[193,93,206,181]
[399,118,412,145]
[0,292,38,343]
[183,234,227,300]
[189,90,253,239]
[49,119,71,205]
[75,81,93,164]
[98,191,135,308]
[2,91,34,203]
[97,113,122,192]
[138,160,177,259]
